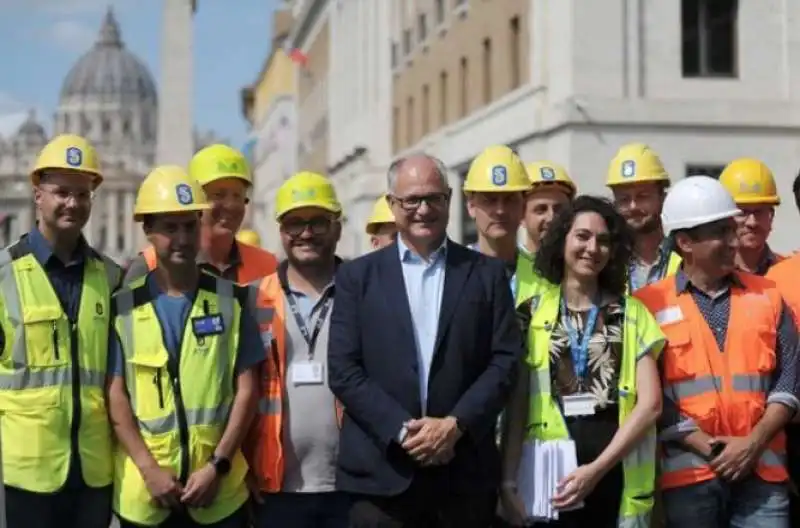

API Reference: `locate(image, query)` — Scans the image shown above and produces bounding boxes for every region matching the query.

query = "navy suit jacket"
[327,240,523,496]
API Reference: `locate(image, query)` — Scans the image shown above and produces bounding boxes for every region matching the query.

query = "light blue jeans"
[662,476,790,528]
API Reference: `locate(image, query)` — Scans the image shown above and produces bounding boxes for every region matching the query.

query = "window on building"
[391,42,398,68]
[436,0,446,24]
[406,96,415,147]
[422,84,430,135]
[393,106,400,152]
[418,13,428,42]
[686,164,725,179]
[681,0,738,77]
[439,70,449,125]
[459,57,469,117]
[482,38,492,104]
[510,16,521,89]
[403,28,412,55]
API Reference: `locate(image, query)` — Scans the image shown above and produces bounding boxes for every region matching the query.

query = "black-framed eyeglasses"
[389,192,449,212]
[281,216,333,237]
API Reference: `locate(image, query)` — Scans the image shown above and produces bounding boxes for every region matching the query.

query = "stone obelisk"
[155,0,196,167]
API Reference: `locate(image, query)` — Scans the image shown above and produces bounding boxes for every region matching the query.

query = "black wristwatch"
[208,454,231,476]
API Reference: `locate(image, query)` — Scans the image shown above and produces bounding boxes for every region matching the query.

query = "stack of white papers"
[516,439,585,522]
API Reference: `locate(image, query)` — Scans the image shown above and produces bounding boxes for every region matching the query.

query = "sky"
[0,0,277,148]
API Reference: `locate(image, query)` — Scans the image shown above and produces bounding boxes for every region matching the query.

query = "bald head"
[387,153,450,195]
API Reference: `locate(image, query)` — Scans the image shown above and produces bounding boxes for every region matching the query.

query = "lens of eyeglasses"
[282,216,332,237]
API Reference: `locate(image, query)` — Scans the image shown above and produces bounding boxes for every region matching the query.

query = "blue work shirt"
[398,237,447,414]
[108,273,264,377]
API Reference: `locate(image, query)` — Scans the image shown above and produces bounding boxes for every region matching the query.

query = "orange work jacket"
[635,272,788,491]
[244,271,342,493]
[142,241,278,284]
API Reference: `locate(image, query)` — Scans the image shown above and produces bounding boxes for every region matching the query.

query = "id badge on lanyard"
[285,290,332,386]
[560,294,600,416]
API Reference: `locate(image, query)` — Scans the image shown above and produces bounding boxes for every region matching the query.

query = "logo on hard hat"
[540,167,556,181]
[292,189,316,201]
[740,181,761,193]
[621,160,636,178]
[65,147,83,167]
[176,183,194,205]
[217,160,243,173]
[491,166,508,186]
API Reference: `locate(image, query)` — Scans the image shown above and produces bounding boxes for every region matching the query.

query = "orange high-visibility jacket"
[767,254,800,323]
[142,242,278,284]
[635,272,788,491]
[244,271,342,493]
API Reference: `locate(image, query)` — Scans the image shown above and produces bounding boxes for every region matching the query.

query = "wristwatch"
[208,454,231,476]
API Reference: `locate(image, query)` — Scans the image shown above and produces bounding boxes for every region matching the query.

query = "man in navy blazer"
[328,153,523,527]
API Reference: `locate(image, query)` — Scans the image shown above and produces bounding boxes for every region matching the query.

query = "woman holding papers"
[500,196,665,527]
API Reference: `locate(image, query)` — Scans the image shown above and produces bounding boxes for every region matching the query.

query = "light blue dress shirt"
[398,237,447,414]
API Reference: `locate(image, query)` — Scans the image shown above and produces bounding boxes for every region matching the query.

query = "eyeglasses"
[389,192,449,212]
[281,216,333,237]
[39,186,94,203]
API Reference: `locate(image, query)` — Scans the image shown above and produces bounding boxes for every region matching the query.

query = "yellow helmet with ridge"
[463,145,531,193]
[275,171,342,220]
[525,161,577,198]
[719,158,780,206]
[133,165,210,221]
[365,195,395,234]
[236,229,261,247]
[606,143,669,187]
[31,134,103,188]
[189,144,252,187]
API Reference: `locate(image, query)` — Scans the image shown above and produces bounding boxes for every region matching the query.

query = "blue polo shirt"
[108,273,264,377]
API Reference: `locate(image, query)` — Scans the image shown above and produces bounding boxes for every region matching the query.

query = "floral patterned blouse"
[548,300,625,410]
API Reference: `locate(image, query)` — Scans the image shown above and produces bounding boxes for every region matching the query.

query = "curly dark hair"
[533,195,633,297]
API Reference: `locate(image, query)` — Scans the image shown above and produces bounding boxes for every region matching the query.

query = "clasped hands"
[143,462,220,510]
[401,416,463,467]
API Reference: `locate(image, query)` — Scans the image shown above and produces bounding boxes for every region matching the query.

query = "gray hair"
[386,152,450,194]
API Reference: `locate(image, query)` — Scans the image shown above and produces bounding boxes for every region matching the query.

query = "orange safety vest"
[767,254,800,323]
[244,272,342,493]
[142,242,278,284]
[635,272,788,490]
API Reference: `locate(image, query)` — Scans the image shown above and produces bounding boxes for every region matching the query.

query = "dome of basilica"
[59,7,156,104]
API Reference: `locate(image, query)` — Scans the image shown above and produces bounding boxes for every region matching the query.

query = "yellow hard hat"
[719,158,780,206]
[189,144,252,187]
[236,229,261,247]
[525,161,577,198]
[275,171,342,220]
[31,134,103,188]
[365,195,395,234]
[463,145,531,193]
[606,143,669,187]
[133,165,210,221]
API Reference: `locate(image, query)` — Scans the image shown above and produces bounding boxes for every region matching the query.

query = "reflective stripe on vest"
[634,272,788,490]
[112,274,249,526]
[526,289,665,526]
[0,245,117,493]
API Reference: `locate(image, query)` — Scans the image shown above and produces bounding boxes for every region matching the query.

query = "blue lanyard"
[560,294,600,380]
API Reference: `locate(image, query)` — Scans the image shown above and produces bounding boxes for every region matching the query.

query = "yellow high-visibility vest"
[112,273,248,526]
[0,243,119,492]
[525,287,665,527]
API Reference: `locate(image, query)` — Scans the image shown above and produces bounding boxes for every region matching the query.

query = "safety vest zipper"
[69,321,82,473]
[153,369,164,408]
[171,373,191,484]
[52,321,59,360]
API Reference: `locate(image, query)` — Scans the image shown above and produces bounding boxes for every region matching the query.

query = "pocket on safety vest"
[127,349,170,421]
[661,322,695,381]
[22,306,68,368]
[748,325,777,373]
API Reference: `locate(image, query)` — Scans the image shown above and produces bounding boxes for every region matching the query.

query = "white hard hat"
[661,175,741,234]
